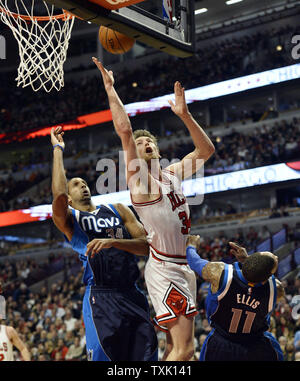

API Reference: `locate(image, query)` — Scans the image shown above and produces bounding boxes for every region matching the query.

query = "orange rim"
[0,8,73,21]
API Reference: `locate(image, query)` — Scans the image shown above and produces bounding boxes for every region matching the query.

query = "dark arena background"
[0,0,300,366]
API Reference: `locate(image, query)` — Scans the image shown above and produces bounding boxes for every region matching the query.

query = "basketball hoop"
[0,0,75,92]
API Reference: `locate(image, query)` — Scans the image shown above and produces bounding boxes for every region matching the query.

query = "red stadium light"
[0,109,113,144]
[0,209,52,228]
[88,0,146,10]
[286,161,300,170]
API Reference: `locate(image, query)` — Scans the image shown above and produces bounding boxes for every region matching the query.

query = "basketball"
[99,26,135,55]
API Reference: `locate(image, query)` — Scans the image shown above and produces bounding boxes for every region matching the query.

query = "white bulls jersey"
[131,168,191,264]
[0,325,14,361]
[131,168,197,330]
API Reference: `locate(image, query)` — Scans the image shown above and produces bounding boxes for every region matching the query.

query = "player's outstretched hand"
[228,242,248,263]
[168,81,189,118]
[187,235,201,250]
[85,238,114,258]
[51,126,65,150]
[92,57,115,91]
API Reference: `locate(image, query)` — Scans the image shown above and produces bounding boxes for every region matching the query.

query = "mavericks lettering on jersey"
[81,215,120,232]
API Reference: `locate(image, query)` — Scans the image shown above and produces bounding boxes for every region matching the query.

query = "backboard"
[45,0,195,57]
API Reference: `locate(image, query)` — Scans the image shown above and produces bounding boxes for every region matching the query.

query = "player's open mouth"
[145,147,153,154]
[83,191,89,196]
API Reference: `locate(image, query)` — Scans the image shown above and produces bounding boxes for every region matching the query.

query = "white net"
[0,0,75,92]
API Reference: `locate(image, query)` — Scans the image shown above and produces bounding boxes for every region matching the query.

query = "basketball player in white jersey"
[0,325,31,361]
[0,282,30,361]
[93,57,215,360]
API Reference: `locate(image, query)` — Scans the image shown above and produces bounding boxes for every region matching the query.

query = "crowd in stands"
[0,250,85,361]
[0,250,77,287]
[191,225,281,264]
[0,23,298,135]
[148,116,300,181]
[0,114,299,213]
[0,222,299,361]
[191,203,296,224]
[2,271,87,361]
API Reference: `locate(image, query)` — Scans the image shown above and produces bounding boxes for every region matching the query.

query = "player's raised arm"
[7,326,30,361]
[167,82,215,180]
[228,242,249,263]
[85,204,149,257]
[186,235,224,291]
[51,127,73,241]
[92,57,148,189]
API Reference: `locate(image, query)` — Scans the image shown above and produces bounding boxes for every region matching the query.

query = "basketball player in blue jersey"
[186,236,284,361]
[50,126,158,361]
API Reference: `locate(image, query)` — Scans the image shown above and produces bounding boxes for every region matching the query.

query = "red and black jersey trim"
[130,188,163,207]
[150,245,187,265]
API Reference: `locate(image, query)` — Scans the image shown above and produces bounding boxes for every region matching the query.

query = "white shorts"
[144,255,198,332]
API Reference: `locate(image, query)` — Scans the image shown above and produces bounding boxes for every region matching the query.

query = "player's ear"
[68,195,72,206]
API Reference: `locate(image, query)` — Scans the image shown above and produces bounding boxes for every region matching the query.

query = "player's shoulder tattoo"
[202,262,225,282]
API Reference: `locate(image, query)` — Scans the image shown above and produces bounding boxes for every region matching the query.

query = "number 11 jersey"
[206,262,277,341]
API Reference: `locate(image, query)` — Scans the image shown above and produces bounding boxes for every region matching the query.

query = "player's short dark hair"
[133,129,158,147]
[242,252,276,283]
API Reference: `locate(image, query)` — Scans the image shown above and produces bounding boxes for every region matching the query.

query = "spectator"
[38,354,48,361]
[51,338,68,361]
[278,336,288,354]
[58,323,68,339]
[155,338,165,361]
[64,310,78,332]
[79,327,86,349]
[197,318,212,336]
[270,207,281,219]
[260,225,271,240]
[54,352,62,361]
[44,341,54,359]
[64,331,75,347]
[39,330,48,344]
[65,337,84,361]
[13,283,30,302]
[285,341,295,361]
[30,347,38,361]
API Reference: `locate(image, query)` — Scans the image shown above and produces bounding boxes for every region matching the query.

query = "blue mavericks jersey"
[66,204,140,288]
[205,262,277,341]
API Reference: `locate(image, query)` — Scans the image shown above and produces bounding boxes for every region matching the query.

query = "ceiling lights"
[195,8,208,15]
[226,0,244,5]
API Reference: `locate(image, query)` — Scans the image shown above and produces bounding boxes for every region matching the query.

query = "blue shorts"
[83,285,158,361]
[200,329,283,361]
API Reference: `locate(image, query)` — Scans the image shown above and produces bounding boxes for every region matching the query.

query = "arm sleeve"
[186,246,209,277]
